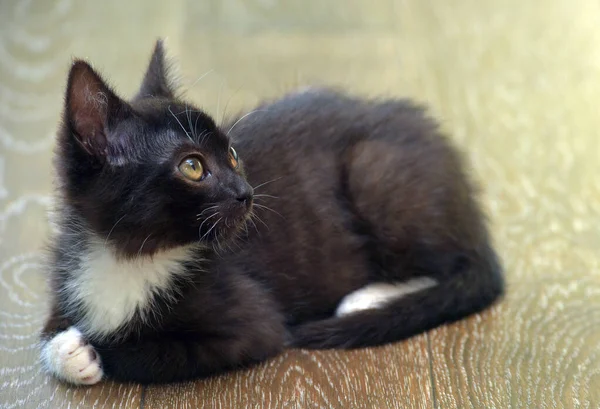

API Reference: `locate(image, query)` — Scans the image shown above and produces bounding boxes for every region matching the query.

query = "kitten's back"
[225,88,504,344]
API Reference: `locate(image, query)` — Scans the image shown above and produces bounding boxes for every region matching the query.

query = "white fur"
[335,277,438,317]
[64,239,196,339]
[40,327,103,385]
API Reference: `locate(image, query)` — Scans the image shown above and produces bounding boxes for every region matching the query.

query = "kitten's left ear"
[65,60,131,159]
[136,39,176,99]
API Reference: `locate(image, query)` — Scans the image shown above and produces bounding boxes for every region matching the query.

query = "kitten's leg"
[96,318,285,384]
[96,329,282,384]
[40,304,103,385]
[94,274,286,384]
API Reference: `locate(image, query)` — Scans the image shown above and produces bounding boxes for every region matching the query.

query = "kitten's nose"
[235,186,253,208]
[236,194,250,204]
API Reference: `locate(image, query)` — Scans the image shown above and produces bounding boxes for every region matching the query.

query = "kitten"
[40,40,504,385]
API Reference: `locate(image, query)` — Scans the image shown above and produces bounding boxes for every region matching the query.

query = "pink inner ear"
[67,61,117,156]
[73,111,107,155]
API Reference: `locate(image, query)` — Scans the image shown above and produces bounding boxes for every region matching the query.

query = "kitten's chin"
[216,215,250,239]
[198,208,252,246]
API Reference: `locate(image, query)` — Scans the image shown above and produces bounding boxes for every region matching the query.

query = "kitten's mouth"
[220,216,247,232]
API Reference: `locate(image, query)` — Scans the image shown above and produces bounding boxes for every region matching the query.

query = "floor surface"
[1,0,599,408]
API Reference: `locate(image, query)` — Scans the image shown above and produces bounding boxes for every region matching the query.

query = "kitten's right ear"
[136,39,176,99]
[65,60,130,158]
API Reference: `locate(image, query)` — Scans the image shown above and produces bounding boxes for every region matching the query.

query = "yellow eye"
[229,146,239,169]
[178,157,204,181]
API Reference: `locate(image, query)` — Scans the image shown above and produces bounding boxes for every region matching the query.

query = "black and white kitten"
[40,41,504,385]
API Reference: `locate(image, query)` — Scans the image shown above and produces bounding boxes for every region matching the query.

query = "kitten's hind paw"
[41,327,103,385]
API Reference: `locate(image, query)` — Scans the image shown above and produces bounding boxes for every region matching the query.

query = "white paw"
[335,278,438,317]
[41,327,103,385]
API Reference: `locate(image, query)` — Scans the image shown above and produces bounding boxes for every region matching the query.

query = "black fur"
[43,40,504,384]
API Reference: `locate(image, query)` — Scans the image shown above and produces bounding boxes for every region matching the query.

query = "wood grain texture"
[429,278,600,408]
[2,0,600,408]
[144,342,432,409]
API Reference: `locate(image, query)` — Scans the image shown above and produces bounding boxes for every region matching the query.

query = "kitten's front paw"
[41,327,103,385]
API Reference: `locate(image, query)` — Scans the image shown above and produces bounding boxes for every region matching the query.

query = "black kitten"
[40,41,503,385]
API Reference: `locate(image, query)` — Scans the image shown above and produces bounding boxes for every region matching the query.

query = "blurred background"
[1,0,599,408]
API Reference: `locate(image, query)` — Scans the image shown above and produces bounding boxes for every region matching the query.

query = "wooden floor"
[1,0,600,408]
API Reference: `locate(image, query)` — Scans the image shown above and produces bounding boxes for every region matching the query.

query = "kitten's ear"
[136,39,176,99]
[65,61,130,158]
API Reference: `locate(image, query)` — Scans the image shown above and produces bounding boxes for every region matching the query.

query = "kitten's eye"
[178,157,204,181]
[229,146,239,169]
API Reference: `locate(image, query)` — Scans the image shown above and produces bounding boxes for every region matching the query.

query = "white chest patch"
[335,277,438,317]
[65,240,195,339]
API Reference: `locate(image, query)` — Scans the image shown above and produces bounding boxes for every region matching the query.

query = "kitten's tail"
[290,246,504,349]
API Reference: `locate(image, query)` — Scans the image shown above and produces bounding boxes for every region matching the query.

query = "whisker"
[198,212,219,240]
[252,176,283,191]
[168,105,194,143]
[193,108,202,139]
[253,194,279,199]
[137,233,153,258]
[196,206,219,220]
[200,217,222,241]
[227,110,269,136]
[185,104,195,141]
[198,212,219,234]
[247,215,259,234]
[214,231,222,253]
[221,86,243,126]
[197,205,219,218]
[187,69,214,92]
[104,214,128,249]
[253,203,284,219]
[251,212,270,231]
[212,227,232,256]
[198,130,211,147]
[216,80,225,125]
[229,234,244,251]
[229,229,245,251]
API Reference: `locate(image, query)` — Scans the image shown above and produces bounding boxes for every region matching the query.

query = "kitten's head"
[56,40,253,256]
